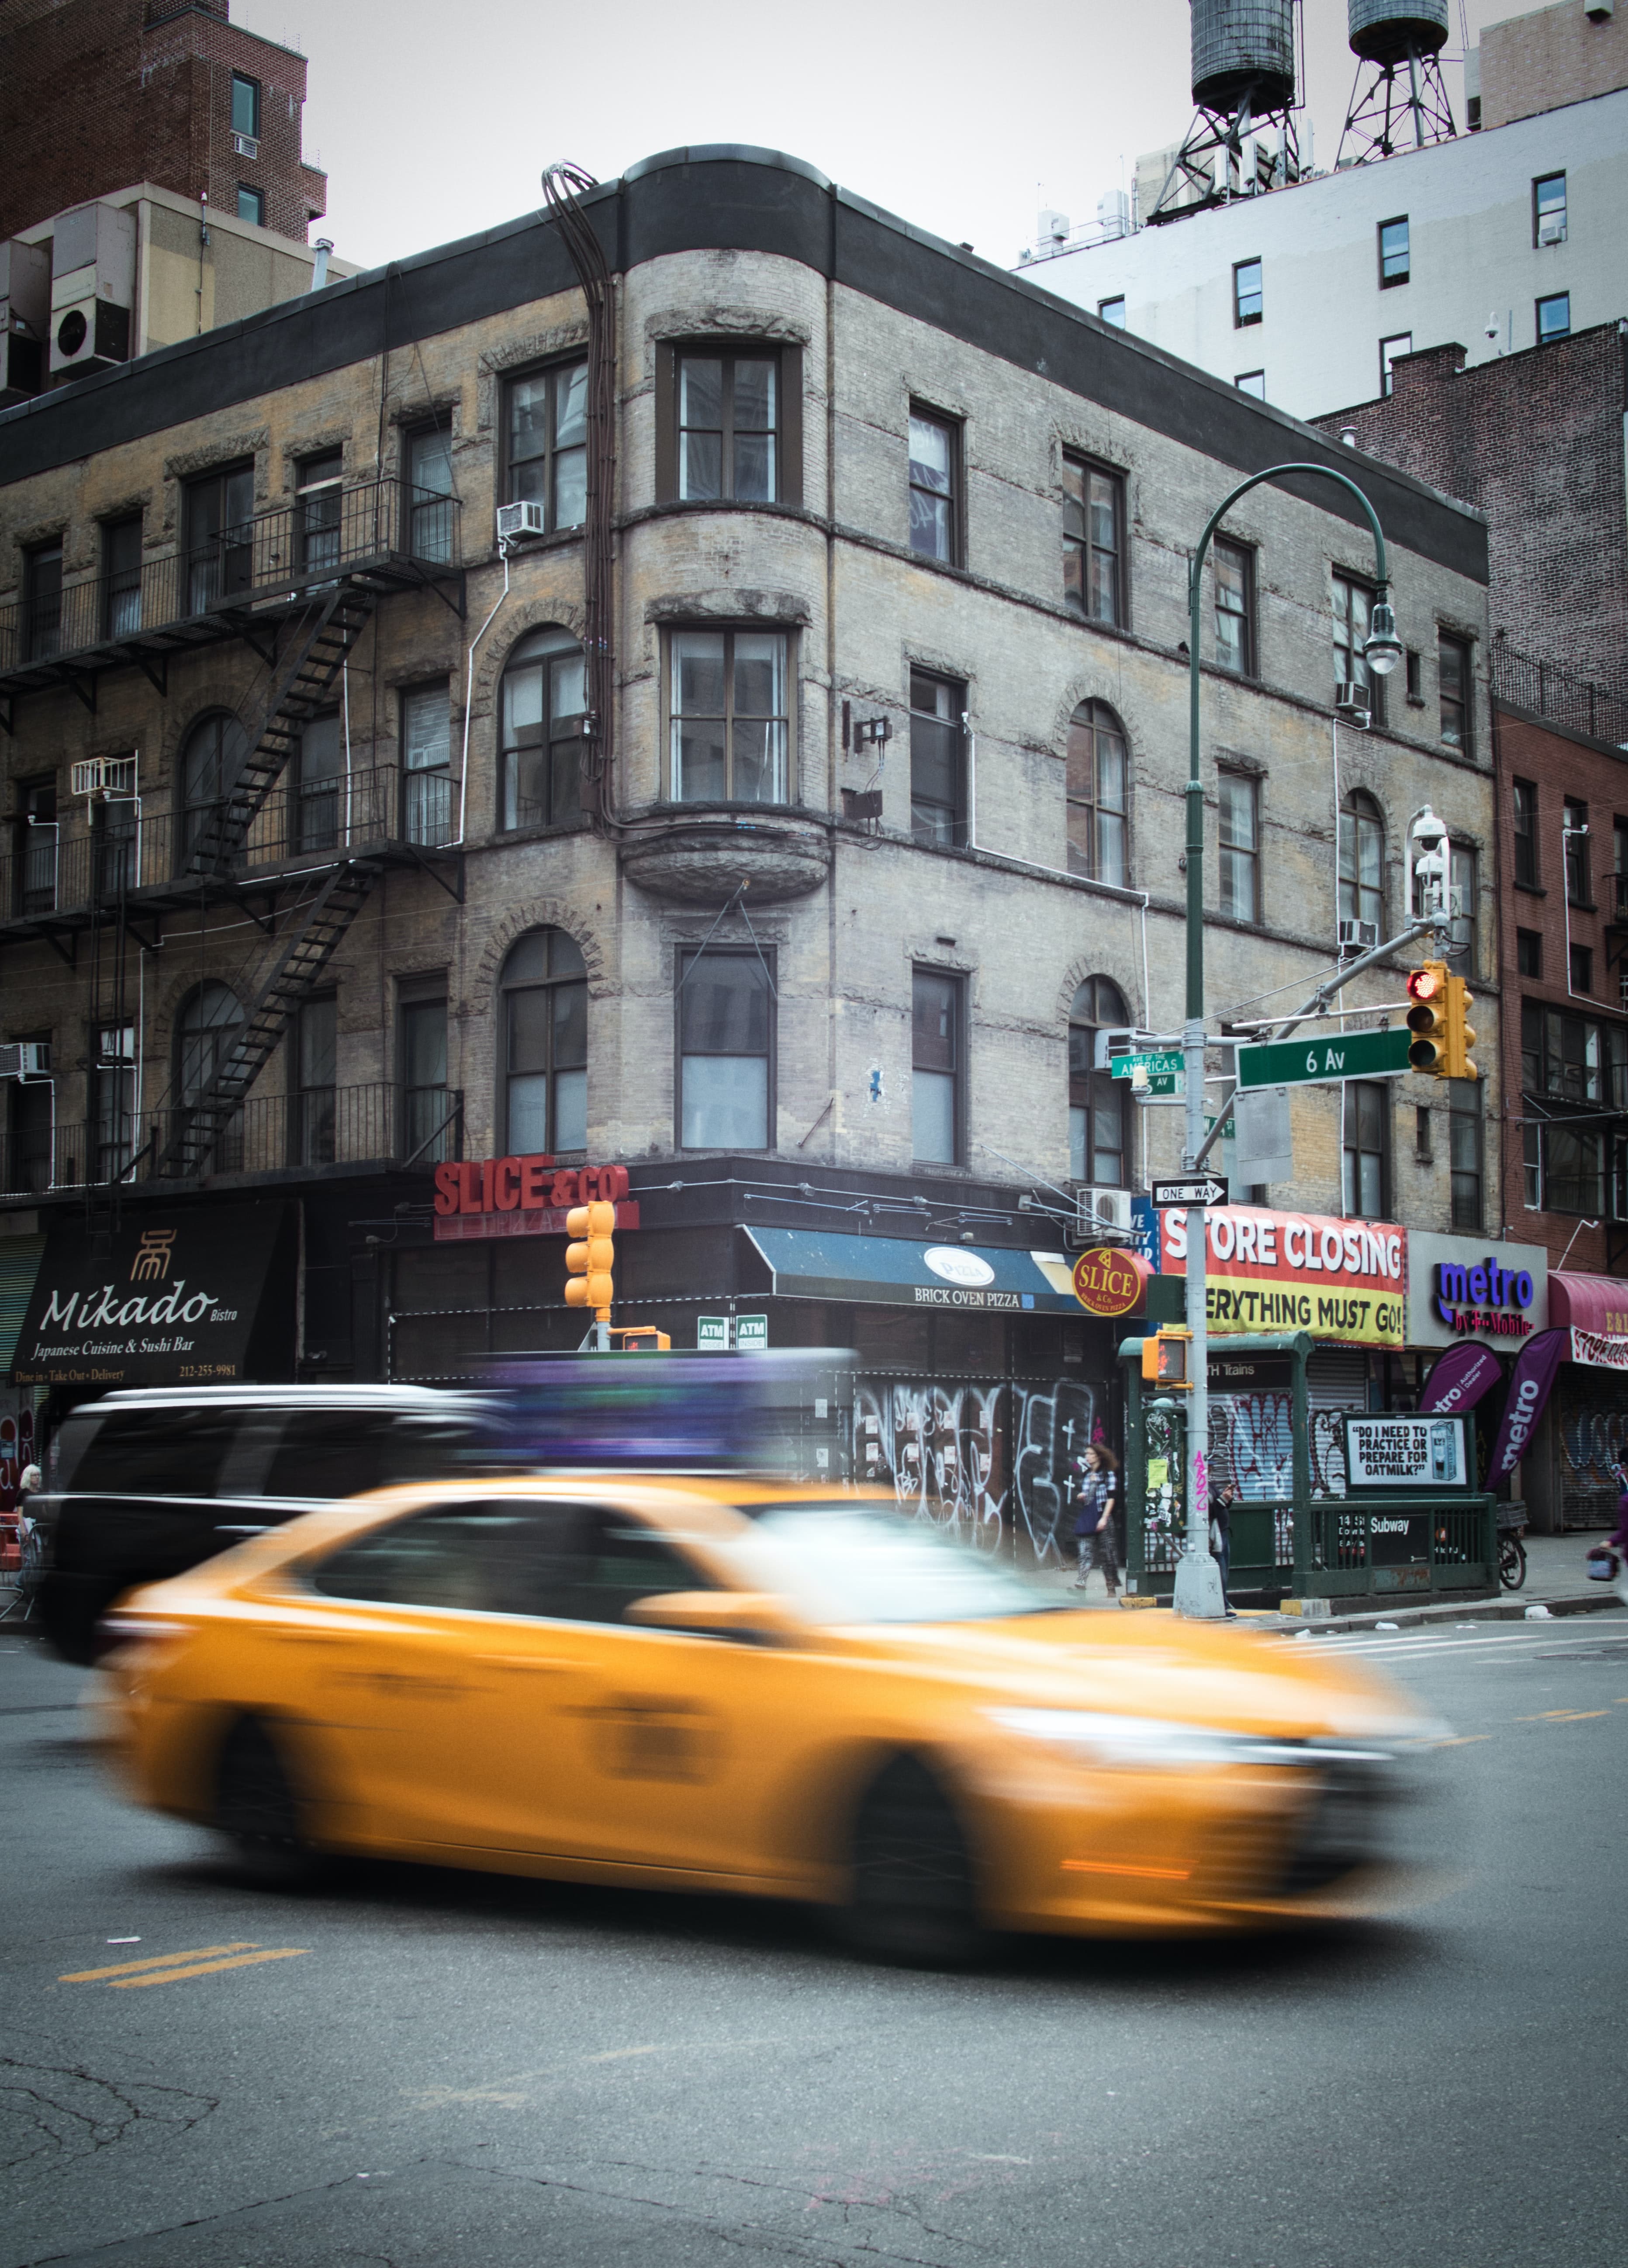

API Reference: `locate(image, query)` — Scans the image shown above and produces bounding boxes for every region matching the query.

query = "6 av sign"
[1236,1027,1411,1091]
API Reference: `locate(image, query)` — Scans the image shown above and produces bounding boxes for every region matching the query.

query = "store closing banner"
[1146,1204,1407,1346]
[13,1205,292,1388]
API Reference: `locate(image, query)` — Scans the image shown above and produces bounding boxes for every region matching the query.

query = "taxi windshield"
[733,1502,1065,1626]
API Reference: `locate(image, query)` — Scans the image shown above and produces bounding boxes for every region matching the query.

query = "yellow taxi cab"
[101,1477,1436,1961]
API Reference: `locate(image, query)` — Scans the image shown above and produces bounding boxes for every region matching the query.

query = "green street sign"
[1111,1049,1184,1080]
[1236,1026,1412,1090]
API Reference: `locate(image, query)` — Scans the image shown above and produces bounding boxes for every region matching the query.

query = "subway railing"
[2,766,456,918]
[0,1083,463,1194]
[0,480,460,678]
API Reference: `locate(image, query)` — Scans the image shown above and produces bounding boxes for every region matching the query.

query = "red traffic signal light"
[1406,961,1450,1074]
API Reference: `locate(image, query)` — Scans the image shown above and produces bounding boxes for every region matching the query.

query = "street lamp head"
[1363,597,1403,677]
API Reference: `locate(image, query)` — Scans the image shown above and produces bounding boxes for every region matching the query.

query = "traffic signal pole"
[1174,464,1398,1619]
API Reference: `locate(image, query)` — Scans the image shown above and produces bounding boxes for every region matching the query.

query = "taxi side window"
[566,1509,707,1625]
[311,1498,578,1615]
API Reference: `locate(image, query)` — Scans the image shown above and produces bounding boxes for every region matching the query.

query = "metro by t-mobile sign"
[1433,1254,1537,1338]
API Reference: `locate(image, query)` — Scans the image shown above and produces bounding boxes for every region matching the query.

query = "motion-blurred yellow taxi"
[103,1479,1434,1959]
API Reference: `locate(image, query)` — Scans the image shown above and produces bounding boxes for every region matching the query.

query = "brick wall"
[1481,0,1628,130]
[0,0,324,244]
[1311,325,1628,697]
[1494,704,1628,1274]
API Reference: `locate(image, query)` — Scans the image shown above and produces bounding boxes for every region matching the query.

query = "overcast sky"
[234,0,1523,274]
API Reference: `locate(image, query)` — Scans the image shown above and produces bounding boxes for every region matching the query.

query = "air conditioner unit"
[1537,215,1565,245]
[1338,918,1379,953]
[70,755,137,798]
[48,200,135,380]
[1077,1186,1133,1235]
[0,1042,51,1079]
[496,500,546,544]
[1334,680,1372,726]
[232,132,260,160]
[0,238,49,407]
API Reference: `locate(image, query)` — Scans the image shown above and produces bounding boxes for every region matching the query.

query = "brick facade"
[1311,326,1628,699]
[1494,704,1628,1275]
[0,0,325,245]
[1481,0,1628,130]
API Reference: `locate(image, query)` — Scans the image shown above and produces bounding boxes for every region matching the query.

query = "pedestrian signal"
[1405,961,1450,1074]
[1141,1327,1192,1388]
[565,1199,616,1317]
[1443,973,1477,1081]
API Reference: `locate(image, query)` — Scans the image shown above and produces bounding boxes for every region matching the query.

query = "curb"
[1269,1591,1623,1636]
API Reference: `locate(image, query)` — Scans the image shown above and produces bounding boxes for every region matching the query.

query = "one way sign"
[1150,1176,1229,1210]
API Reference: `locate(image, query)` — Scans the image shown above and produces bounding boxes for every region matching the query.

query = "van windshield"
[728,1502,1064,1626]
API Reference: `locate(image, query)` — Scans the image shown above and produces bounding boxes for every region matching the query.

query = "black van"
[38,1386,489,1663]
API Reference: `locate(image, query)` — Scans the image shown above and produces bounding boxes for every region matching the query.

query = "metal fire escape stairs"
[154,583,385,1180]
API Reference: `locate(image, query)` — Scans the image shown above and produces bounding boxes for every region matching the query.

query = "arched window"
[1339,791,1384,934]
[499,628,585,832]
[1068,976,1130,1186]
[500,928,587,1153]
[176,981,243,1101]
[1065,701,1128,887]
[180,713,247,859]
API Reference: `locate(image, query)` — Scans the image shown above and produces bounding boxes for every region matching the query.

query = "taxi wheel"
[215,1717,321,1891]
[841,1754,982,1968]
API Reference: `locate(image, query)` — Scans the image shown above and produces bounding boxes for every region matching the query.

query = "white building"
[1018,1,1628,420]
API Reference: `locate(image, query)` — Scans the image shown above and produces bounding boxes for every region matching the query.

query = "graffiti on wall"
[854,1377,1100,1561]
[1560,1392,1628,1524]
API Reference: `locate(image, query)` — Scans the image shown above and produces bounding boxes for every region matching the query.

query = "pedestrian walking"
[1597,1460,1628,1607]
[1072,1444,1121,1602]
[1210,1479,1237,1616]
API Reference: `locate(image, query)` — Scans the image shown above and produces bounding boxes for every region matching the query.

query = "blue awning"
[744,1227,1082,1313]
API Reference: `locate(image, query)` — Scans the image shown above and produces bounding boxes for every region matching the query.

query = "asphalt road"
[3,1612,1625,2268]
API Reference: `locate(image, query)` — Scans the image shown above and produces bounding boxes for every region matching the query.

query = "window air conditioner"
[1338,918,1379,952]
[1334,681,1372,726]
[232,133,260,159]
[70,756,136,798]
[0,1042,50,1078]
[496,501,546,544]
[1077,1186,1133,1235]
[1537,215,1565,245]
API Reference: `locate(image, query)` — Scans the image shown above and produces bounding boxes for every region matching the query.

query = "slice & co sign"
[1072,1246,1149,1317]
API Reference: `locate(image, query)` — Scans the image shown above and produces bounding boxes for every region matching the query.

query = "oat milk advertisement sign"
[14,1207,290,1388]
[1343,1414,1471,1491]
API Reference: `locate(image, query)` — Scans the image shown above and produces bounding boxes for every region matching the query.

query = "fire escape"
[0,476,464,1193]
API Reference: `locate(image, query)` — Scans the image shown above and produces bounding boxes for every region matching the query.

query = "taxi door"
[298,1495,587,1853]
[463,1503,830,1885]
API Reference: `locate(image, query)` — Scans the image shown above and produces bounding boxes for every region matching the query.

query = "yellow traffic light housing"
[1141,1326,1192,1388]
[1443,973,1478,1081]
[565,1199,616,1318]
[1405,961,1450,1075]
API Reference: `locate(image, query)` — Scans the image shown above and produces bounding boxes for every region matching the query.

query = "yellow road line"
[61,1942,258,1982]
[1515,1709,1609,1723]
[109,1947,307,1989]
[1434,1734,1492,1746]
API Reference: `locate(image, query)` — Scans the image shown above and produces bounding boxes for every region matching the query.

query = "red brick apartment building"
[0,0,325,245]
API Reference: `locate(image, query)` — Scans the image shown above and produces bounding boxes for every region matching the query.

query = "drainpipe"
[455,540,511,846]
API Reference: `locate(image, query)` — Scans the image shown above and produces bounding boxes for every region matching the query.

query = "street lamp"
[1173,464,1396,1619]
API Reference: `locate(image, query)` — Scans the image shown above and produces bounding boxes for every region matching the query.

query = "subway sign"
[433,1156,639,1243]
[1433,1254,1536,1339]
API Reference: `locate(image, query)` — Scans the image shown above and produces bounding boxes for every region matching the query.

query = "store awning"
[0,1234,46,1378]
[744,1228,1085,1313]
[1549,1272,1628,1337]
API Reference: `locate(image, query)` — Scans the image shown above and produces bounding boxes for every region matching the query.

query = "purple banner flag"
[1486,1328,1569,1481]
[1419,1341,1505,1416]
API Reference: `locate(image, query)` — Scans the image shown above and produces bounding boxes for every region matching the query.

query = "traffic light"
[565,1199,615,1318]
[1405,961,1450,1074]
[1141,1327,1192,1388]
[1442,973,1478,1081]
[610,1326,671,1352]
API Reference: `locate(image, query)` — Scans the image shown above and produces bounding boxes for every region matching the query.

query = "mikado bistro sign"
[14,1205,289,1387]
[1156,1206,1407,1346]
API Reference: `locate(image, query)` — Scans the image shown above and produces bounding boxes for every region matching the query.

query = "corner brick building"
[0,0,325,246]
[0,149,1508,1567]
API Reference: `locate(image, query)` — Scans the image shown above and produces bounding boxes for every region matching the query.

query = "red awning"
[1548,1271,1628,1335]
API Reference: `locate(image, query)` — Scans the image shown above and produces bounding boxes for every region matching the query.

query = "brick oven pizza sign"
[1157,1206,1407,1347]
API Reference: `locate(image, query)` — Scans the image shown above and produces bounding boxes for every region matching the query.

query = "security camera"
[1410,805,1447,852]
[1485,315,1499,340]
